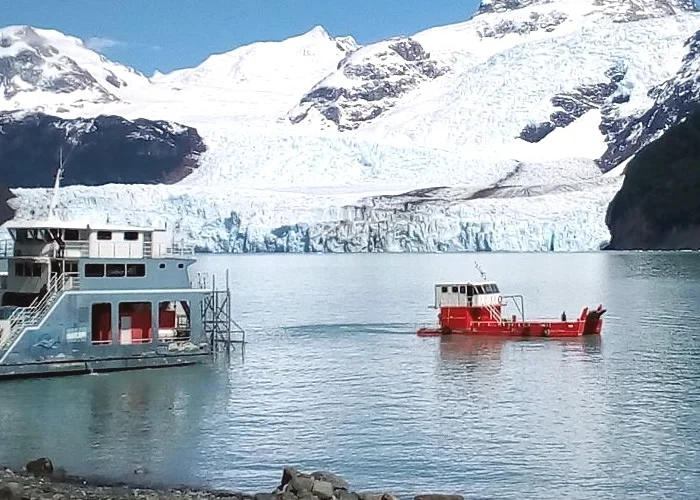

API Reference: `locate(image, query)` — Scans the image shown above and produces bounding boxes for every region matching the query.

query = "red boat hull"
[417,307,605,338]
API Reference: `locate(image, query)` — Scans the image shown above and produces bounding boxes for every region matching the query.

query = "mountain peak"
[0,24,148,113]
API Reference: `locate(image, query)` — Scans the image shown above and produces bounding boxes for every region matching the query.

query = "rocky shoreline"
[0,459,464,500]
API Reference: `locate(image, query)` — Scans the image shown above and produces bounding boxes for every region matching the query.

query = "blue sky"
[2,0,482,76]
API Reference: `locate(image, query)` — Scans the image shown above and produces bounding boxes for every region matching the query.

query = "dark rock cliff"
[0,183,15,226]
[605,109,700,250]
[0,112,205,188]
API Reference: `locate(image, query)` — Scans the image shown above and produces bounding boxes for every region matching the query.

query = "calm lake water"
[1,252,700,499]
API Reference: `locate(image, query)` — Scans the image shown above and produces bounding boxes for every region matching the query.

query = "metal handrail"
[1,273,78,350]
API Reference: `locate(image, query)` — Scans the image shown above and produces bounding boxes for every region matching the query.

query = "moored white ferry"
[0,167,241,379]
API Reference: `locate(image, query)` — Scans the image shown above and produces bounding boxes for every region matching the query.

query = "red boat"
[416,281,605,338]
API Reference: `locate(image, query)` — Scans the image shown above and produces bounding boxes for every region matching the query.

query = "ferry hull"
[0,351,209,380]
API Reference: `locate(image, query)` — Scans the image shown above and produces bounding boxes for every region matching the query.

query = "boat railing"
[0,238,13,258]
[0,272,80,352]
[151,242,196,258]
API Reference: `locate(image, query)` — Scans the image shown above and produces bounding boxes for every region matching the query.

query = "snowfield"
[2,0,700,252]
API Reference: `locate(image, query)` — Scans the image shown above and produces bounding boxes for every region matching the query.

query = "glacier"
[3,0,700,252]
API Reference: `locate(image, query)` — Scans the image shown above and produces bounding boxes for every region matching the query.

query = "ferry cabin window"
[451,286,458,293]
[459,285,466,294]
[97,231,112,240]
[106,264,125,277]
[441,286,447,293]
[124,231,139,241]
[64,229,80,241]
[65,261,78,274]
[467,285,475,296]
[85,264,105,277]
[126,264,145,277]
[14,262,41,277]
[159,263,166,269]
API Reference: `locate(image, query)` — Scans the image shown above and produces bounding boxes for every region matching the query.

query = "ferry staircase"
[195,269,246,357]
[0,273,79,357]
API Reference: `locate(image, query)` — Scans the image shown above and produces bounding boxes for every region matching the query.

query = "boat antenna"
[475,260,487,281]
[48,147,66,219]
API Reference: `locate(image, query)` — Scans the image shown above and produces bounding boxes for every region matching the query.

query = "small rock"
[0,482,22,500]
[281,468,299,489]
[311,472,349,491]
[52,467,68,481]
[311,481,334,500]
[381,495,399,500]
[414,496,464,500]
[280,491,298,500]
[289,476,314,495]
[26,457,54,476]
[337,492,359,500]
[254,493,274,500]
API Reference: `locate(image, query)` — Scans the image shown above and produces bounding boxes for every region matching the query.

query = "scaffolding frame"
[198,269,246,357]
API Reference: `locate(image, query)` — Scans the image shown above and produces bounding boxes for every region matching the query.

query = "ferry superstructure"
[0,216,232,378]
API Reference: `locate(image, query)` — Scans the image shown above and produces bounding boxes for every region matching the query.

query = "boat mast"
[48,147,65,220]
[474,260,487,281]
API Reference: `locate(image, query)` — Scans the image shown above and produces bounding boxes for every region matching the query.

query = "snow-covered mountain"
[3,0,700,252]
[0,25,149,112]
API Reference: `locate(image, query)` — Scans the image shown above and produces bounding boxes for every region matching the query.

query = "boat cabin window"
[126,264,146,277]
[441,286,447,293]
[14,262,42,277]
[467,285,475,296]
[64,229,80,241]
[451,286,458,293]
[14,229,51,242]
[459,285,466,293]
[97,231,112,240]
[85,264,105,277]
[124,231,139,241]
[106,264,125,277]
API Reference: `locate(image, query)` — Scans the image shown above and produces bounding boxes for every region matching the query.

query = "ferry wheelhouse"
[417,281,605,338]
[0,218,225,379]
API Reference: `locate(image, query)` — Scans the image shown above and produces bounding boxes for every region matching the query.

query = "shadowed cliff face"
[0,184,15,226]
[605,108,700,250]
[0,112,206,188]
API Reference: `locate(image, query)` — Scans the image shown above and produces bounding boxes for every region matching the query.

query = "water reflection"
[438,334,602,367]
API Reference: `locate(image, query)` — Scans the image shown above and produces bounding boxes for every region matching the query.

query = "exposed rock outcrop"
[476,0,697,20]
[605,109,700,250]
[519,63,627,143]
[599,30,700,172]
[0,112,205,188]
[288,37,449,131]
